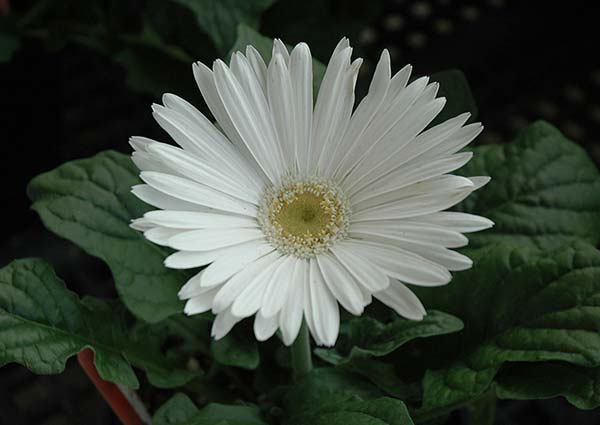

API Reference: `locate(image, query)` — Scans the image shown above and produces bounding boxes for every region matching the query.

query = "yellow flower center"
[258,177,350,258]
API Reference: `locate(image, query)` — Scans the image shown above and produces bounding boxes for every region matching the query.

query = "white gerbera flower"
[129,38,493,347]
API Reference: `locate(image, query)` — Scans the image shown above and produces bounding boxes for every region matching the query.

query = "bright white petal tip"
[129,37,492,346]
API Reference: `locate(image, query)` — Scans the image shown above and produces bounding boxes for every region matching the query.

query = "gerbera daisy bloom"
[129,38,493,347]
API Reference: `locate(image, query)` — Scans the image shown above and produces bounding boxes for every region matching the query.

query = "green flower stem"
[290,320,313,380]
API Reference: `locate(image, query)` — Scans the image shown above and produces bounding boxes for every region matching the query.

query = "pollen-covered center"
[258,176,351,258]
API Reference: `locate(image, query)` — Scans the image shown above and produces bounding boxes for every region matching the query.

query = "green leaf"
[211,324,260,370]
[413,242,600,411]
[315,311,463,365]
[153,393,268,425]
[171,0,276,55]
[0,259,197,389]
[27,150,186,323]
[285,397,415,425]
[458,121,600,250]
[229,24,326,94]
[284,367,414,424]
[429,69,478,126]
[496,362,600,410]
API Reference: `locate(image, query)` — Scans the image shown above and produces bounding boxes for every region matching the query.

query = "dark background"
[1,0,600,423]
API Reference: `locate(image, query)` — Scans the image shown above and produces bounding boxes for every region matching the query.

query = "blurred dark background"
[1,0,600,423]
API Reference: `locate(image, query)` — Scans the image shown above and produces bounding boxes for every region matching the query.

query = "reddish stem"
[77,349,147,425]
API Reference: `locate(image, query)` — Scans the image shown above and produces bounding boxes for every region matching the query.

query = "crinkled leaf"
[430,69,477,126]
[211,324,259,370]
[413,242,600,411]
[0,259,197,389]
[315,311,463,365]
[458,121,600,250]
[171,0,276,54]
[27,150,186,323]
[229,24,326,94]
[153,393,267,425]
[496,362,600,410]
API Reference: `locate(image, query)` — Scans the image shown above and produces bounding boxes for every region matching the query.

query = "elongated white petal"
[409,212,494,233]
[470,176,491,191]
[140,172,257,216]
[165,249,222,269]
[211,307,244,339]
[184,287,220,314]
[130,217,154,232]
[231,255,286,317]
[254,312,279,341]
[168,228,264,251]
[212,251,281,313]
[246,45,268,91]
[260,256,296,317]
[268,53,296,167]
[273,38,290,63]
[200,241,274,287]
[178,270,207,299]
[144,227,188,246]
[144,210,257,229]
[374,280,426,320]
[344,240,451,286]
[316,253,364,315]
[289,43,313,173]
[308,259,340,346]
[330,243,389,292]
[280,259,307,345]
[350,221,468,248]
[132,184,201,212]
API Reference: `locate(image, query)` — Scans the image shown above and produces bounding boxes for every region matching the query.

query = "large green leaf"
[283,368,414,425]
[153,393,268,425]
[171,0,276,55]
[429,69,477,127]
[458,121,600,250]
[27,150,186,323]
[229,24,326,94]
[413,242,600,411]
[315,311,463,365]
[0,259,197,389]
[496,362,600,410]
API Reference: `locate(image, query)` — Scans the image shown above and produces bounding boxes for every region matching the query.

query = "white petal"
[316,253,364,315]
[351,152,473,204]
[343,97,446,192]
[412,212,494,233]
[246,45,268,91]
[213,59,285,182]
[267,53,296,168]
[140,172,257,217]
[420,122,483,160]
[231,255,286,317]
[289,43,313,173]
[308,259,340,346]
[200,241,273,287]
[144,227,188,246]
[254,312,279,341]
[352,176,475,221]
[344,239,451,286]
[168,228,264,251]
[212,251,281,313]
[310,46,354,172]
[260,256,296,317]
[469,176,491,191]
[144,210,258,229]
[280,259,307,345]
[184,286,220,315]
[211,307,243,340]
[178,270,208,299]
[382,239,473,271]
[330,243,389,292]
[132,184,200,212]
[130,217,154,231]
[145,141,261,204]
[349,221,468,248]
[374,280,426,320]
[332,49,392,178]
[272,38,290,63]
[165,249,222,269]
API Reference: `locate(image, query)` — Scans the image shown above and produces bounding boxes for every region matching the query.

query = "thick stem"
[290,320,313,380]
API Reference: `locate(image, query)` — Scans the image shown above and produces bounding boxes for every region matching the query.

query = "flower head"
[130,38,493,346]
